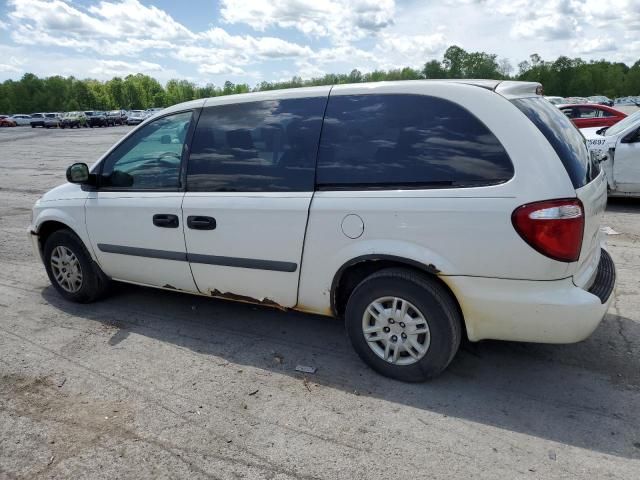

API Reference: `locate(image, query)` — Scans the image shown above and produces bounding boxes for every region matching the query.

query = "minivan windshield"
[512,97,598,188]
[606,109,640,137]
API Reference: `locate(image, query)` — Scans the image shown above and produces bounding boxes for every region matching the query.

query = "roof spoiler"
[494,81,543,99]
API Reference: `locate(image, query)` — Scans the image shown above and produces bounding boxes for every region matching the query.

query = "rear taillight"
[512,199,584,262]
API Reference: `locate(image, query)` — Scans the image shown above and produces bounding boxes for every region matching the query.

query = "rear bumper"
[444,248,616,343]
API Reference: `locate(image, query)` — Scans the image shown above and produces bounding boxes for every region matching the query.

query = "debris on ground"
[548,450,557,461]
[295,365,317,374]
[601,226,620,235]
[272,353,284,365]
[303,376,312,392]
[248,389,259,396]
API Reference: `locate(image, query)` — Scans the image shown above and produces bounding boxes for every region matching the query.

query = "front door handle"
[153,214,179,228]
[187,216,216,230]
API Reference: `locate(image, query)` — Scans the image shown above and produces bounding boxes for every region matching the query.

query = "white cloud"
[0,63,23,74]
[571,37,617,54]
[87,0,194,39]
[375,32,448,68]
[198,63,246,76]
[1,0,639,85]
[199,28,313,59]
[220,0,395,41]
[90,59,163,77]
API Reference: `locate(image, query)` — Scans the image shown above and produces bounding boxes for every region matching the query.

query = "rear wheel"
[345,268,461,382]
[43,230,110,303]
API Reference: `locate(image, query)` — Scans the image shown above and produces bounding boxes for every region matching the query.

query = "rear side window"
[187,97,326,192]
[316,94,513,189]
[512,97,598,188]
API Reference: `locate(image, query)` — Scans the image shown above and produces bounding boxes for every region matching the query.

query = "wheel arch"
[36,220,78,255]
[330,255,466,338]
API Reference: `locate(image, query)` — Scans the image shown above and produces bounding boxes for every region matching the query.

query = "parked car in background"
[30,113,46,128]
[60,111,88,129]
[564,97,590,104]
[0,115,17,127]
[107,110,127,126]
[614,96,640,106]
[44,113,63,129]
[588,95,614,106]
[144,107,164,118]
[583,109,640,197]
[9,114,33,126]
[559,103,626,129]
[85,111,109,128]
[29,80,614,382]
[545,96,566,105]
[126,110,146,125]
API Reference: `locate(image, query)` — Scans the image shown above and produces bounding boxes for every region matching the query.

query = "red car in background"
[558,103,627,129]
[0,115,17,127]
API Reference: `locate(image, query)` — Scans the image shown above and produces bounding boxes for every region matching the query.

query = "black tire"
[43,230,110,303]
[345,268,462,382]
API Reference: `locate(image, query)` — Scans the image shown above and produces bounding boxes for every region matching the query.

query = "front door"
[613,128,640,194]
[85,110,198,291]
[182,93,329,307]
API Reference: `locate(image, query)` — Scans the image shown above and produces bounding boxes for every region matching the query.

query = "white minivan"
[29,80,615,381]
[582,109,640,197]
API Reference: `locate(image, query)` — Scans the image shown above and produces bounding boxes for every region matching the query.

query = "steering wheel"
[148,151,181,168]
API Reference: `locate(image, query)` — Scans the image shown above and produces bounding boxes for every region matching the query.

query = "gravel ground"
[0,125,639,479]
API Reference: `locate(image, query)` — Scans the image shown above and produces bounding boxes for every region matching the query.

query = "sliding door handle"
[153,214,179,228]
[187,216,216,230]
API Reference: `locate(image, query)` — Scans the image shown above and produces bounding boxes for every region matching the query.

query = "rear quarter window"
[511,97,598,188]
[316,94,513,189]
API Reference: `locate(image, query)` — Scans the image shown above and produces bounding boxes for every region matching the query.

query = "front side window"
[100,111,192,189]
[316,94,513,189]
[187,97,327,192]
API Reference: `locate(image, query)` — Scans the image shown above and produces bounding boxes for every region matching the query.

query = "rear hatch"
[511,97,607,289]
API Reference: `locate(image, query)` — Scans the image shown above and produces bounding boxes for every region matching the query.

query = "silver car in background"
[126,110,146,125]
[9,114,33,126]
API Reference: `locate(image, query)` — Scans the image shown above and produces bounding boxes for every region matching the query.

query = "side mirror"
[66,162,90,184]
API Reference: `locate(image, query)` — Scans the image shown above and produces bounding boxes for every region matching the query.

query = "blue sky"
[0,0,638,86]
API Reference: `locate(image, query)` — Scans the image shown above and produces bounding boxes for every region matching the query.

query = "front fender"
[32,202,95,261]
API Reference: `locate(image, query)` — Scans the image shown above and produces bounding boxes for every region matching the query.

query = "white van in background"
[583,110,640,197]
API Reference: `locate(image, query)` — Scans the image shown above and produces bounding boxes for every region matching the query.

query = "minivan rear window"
[511,97,598,188]
[316,94,513,189]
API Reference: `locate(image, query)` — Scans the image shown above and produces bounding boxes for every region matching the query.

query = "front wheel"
[43,230,110,303]
[345,268,462,382]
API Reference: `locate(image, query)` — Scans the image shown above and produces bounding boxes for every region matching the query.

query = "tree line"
[1,46,639,114]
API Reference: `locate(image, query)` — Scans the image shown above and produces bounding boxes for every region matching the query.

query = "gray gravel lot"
[0,126,639,479]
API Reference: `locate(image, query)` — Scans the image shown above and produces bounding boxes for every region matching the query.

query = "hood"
[40,182,86,202]
[581,127,617,151]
